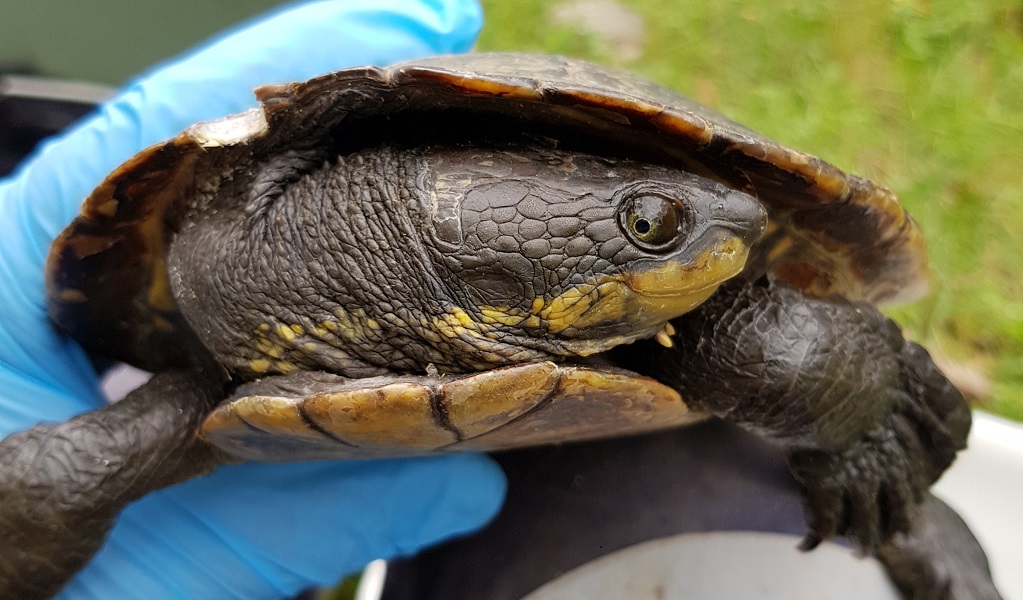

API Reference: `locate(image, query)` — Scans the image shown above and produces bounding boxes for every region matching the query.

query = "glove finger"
[0,0,482,424]
[0,369,101,438]
[59,454,506,600]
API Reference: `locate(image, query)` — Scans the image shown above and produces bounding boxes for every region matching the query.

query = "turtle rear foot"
[0,369,226,599]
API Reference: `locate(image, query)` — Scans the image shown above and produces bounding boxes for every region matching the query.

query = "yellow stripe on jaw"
[471,237,750,343]
[623,236,750,320]
[538,286,598,333]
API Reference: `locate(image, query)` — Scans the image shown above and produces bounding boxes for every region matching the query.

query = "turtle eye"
[619,194,685,252]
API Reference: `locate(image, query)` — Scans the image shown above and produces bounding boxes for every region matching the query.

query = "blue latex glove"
[0,1,506,598]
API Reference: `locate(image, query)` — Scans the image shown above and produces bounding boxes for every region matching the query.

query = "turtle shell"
[46,53,928,372]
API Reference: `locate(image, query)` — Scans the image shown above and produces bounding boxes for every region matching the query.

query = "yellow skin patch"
[624,237,747,299]
[538,286,598,333]
[275,360,301,373]
[547,283,630,333]
[621,235,750,334]
[277,325,297,342]
[330,308,382,343]
[432,308,485,340]
[249,359,271,374]
[475,284,612,335]
[479,307,527,327]
[246,306,389,376]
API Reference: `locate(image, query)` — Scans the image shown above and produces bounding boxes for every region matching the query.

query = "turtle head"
[167,144,766,378]
[425,146,767,357]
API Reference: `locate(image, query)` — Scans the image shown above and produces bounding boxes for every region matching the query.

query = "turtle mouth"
[538,236,752,358]
[623,235,751,315]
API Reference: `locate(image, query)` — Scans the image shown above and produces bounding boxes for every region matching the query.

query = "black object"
[0,74,109,176]
[382,421,808,600]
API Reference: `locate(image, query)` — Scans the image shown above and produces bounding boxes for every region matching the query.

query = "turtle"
[0,54,996,599]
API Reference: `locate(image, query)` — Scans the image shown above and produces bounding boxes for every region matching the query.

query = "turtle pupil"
[634,218,651,234]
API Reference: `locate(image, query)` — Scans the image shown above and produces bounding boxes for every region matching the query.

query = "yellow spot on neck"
[249,359,271,374]
[256,337,283,358]
[450,307,475,328]
[275,360,300,373]
[480,306,526,327]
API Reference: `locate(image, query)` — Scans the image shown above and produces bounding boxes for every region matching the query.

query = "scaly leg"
[0,369,229,599]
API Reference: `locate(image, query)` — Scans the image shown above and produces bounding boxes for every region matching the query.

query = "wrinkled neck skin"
[169,147,587,379]
[168,145,756,381]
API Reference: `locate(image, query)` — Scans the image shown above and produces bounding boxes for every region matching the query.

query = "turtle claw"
[787,419,929,553]
[798,531,823,552]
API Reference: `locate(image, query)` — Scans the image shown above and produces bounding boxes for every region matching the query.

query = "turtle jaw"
[551,235,754,358]
[625,235,752,333]
[625,235,751,305]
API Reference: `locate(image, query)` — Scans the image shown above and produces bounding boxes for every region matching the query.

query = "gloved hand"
[0,2,505,599]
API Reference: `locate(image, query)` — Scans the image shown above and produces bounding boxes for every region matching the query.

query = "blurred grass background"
[476,0,1023,420]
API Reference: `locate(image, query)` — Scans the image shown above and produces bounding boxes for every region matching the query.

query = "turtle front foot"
[789,349,971,553]
[619,277,972,554]
[791,336,973,553]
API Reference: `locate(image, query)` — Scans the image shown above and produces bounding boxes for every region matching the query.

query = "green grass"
[477,0,1023,420]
